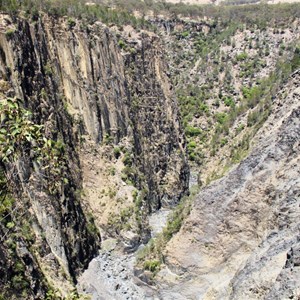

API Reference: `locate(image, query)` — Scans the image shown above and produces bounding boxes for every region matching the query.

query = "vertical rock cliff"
[0,13,189,298]
[0,14,101,298]
[124,29,189,211]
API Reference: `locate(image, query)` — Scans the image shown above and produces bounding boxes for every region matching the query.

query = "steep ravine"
[1,9,299,300]
[77,213,166,300]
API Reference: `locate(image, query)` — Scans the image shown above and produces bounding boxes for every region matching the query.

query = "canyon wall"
[0,14,188,298]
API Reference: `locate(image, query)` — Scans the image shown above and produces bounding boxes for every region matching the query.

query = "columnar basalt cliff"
[0,13,189,298]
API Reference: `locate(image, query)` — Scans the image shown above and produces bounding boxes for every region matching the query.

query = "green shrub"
[122,152,132,166]
[109,167,116,176]
[104,133,113,144]
[14,261,25,273]
[118,39,126,49]
[236,52,248,61]
[121,166,136,184]
[198,102,209,114]
[291,46,300,71]
[44,63,52,76]
[220,138,228,147]
[187,141,197,150]
[181,31,189,38]
[247,110,260,127]
[113,147,121,159]
[185,125,202,137]
[12,274,29,290]
[224,97,235,108]
[215,112,228,125]
[235,124,245,134]
[5,28,15,39]
[86,213,99,236]
[143,260,160,273]
[67,17,76,29]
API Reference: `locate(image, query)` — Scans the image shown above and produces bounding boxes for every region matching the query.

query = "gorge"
[0,1,299,299]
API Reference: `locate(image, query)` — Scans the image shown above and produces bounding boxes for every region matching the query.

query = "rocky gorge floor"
[77,208,172,300]
[77,249,153,300]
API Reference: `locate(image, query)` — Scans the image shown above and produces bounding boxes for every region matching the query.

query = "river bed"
[77,208,171,300]
[77,172,197,299]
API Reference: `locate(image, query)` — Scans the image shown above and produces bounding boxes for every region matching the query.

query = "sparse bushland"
[1,0,300,31]
[163,8,300,183]
[0,0,153,30]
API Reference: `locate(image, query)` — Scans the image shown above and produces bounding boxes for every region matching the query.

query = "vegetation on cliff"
[0,0,300,297]
[160,10,300,184]
[1,0,300,28]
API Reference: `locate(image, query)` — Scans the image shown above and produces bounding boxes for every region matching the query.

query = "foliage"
[5,28,15,39]
[215,112,228,125]
[0,97,67,194]
[67,17,76,29]
[1,0,299,32]
[46,288,91,300]
[0,98,43,162]
[107,206,134,234]
[236,52,248,61]
[113,146,121,159]
[223,97,235,108]
[0,0,153,30]
[143,259,160,273]
[185,125,202,137]
[176,7,300,170]
[118,39,126,50]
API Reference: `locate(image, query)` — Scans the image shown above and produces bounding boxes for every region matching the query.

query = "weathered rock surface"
[0,13,188,298]
[77,209,173,300]
[123,28,189,210]
[156,70,300,299]
[78,250,158,300]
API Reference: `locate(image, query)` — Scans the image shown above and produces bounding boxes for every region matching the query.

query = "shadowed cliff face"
[124,31,189,211]
[156,70,300,299]
[0,14,101,298]
[4,15,188,210]
[0,13,189,298]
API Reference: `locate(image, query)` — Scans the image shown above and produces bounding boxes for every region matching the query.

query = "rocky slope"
[156,69,300,299]
[0,13,188,298]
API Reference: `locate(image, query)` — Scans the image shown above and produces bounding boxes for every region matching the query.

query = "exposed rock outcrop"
[157,70,300,299]
[124,29,189,210]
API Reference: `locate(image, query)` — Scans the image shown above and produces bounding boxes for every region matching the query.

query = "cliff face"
[0,14,101,298]
[123,29,189,210]
[0,13,188,298]
[156,70,300,299]
[12,14,188,210]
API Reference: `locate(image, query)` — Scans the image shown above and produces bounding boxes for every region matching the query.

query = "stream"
[77,172,197,299]
[77,209,171,300]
